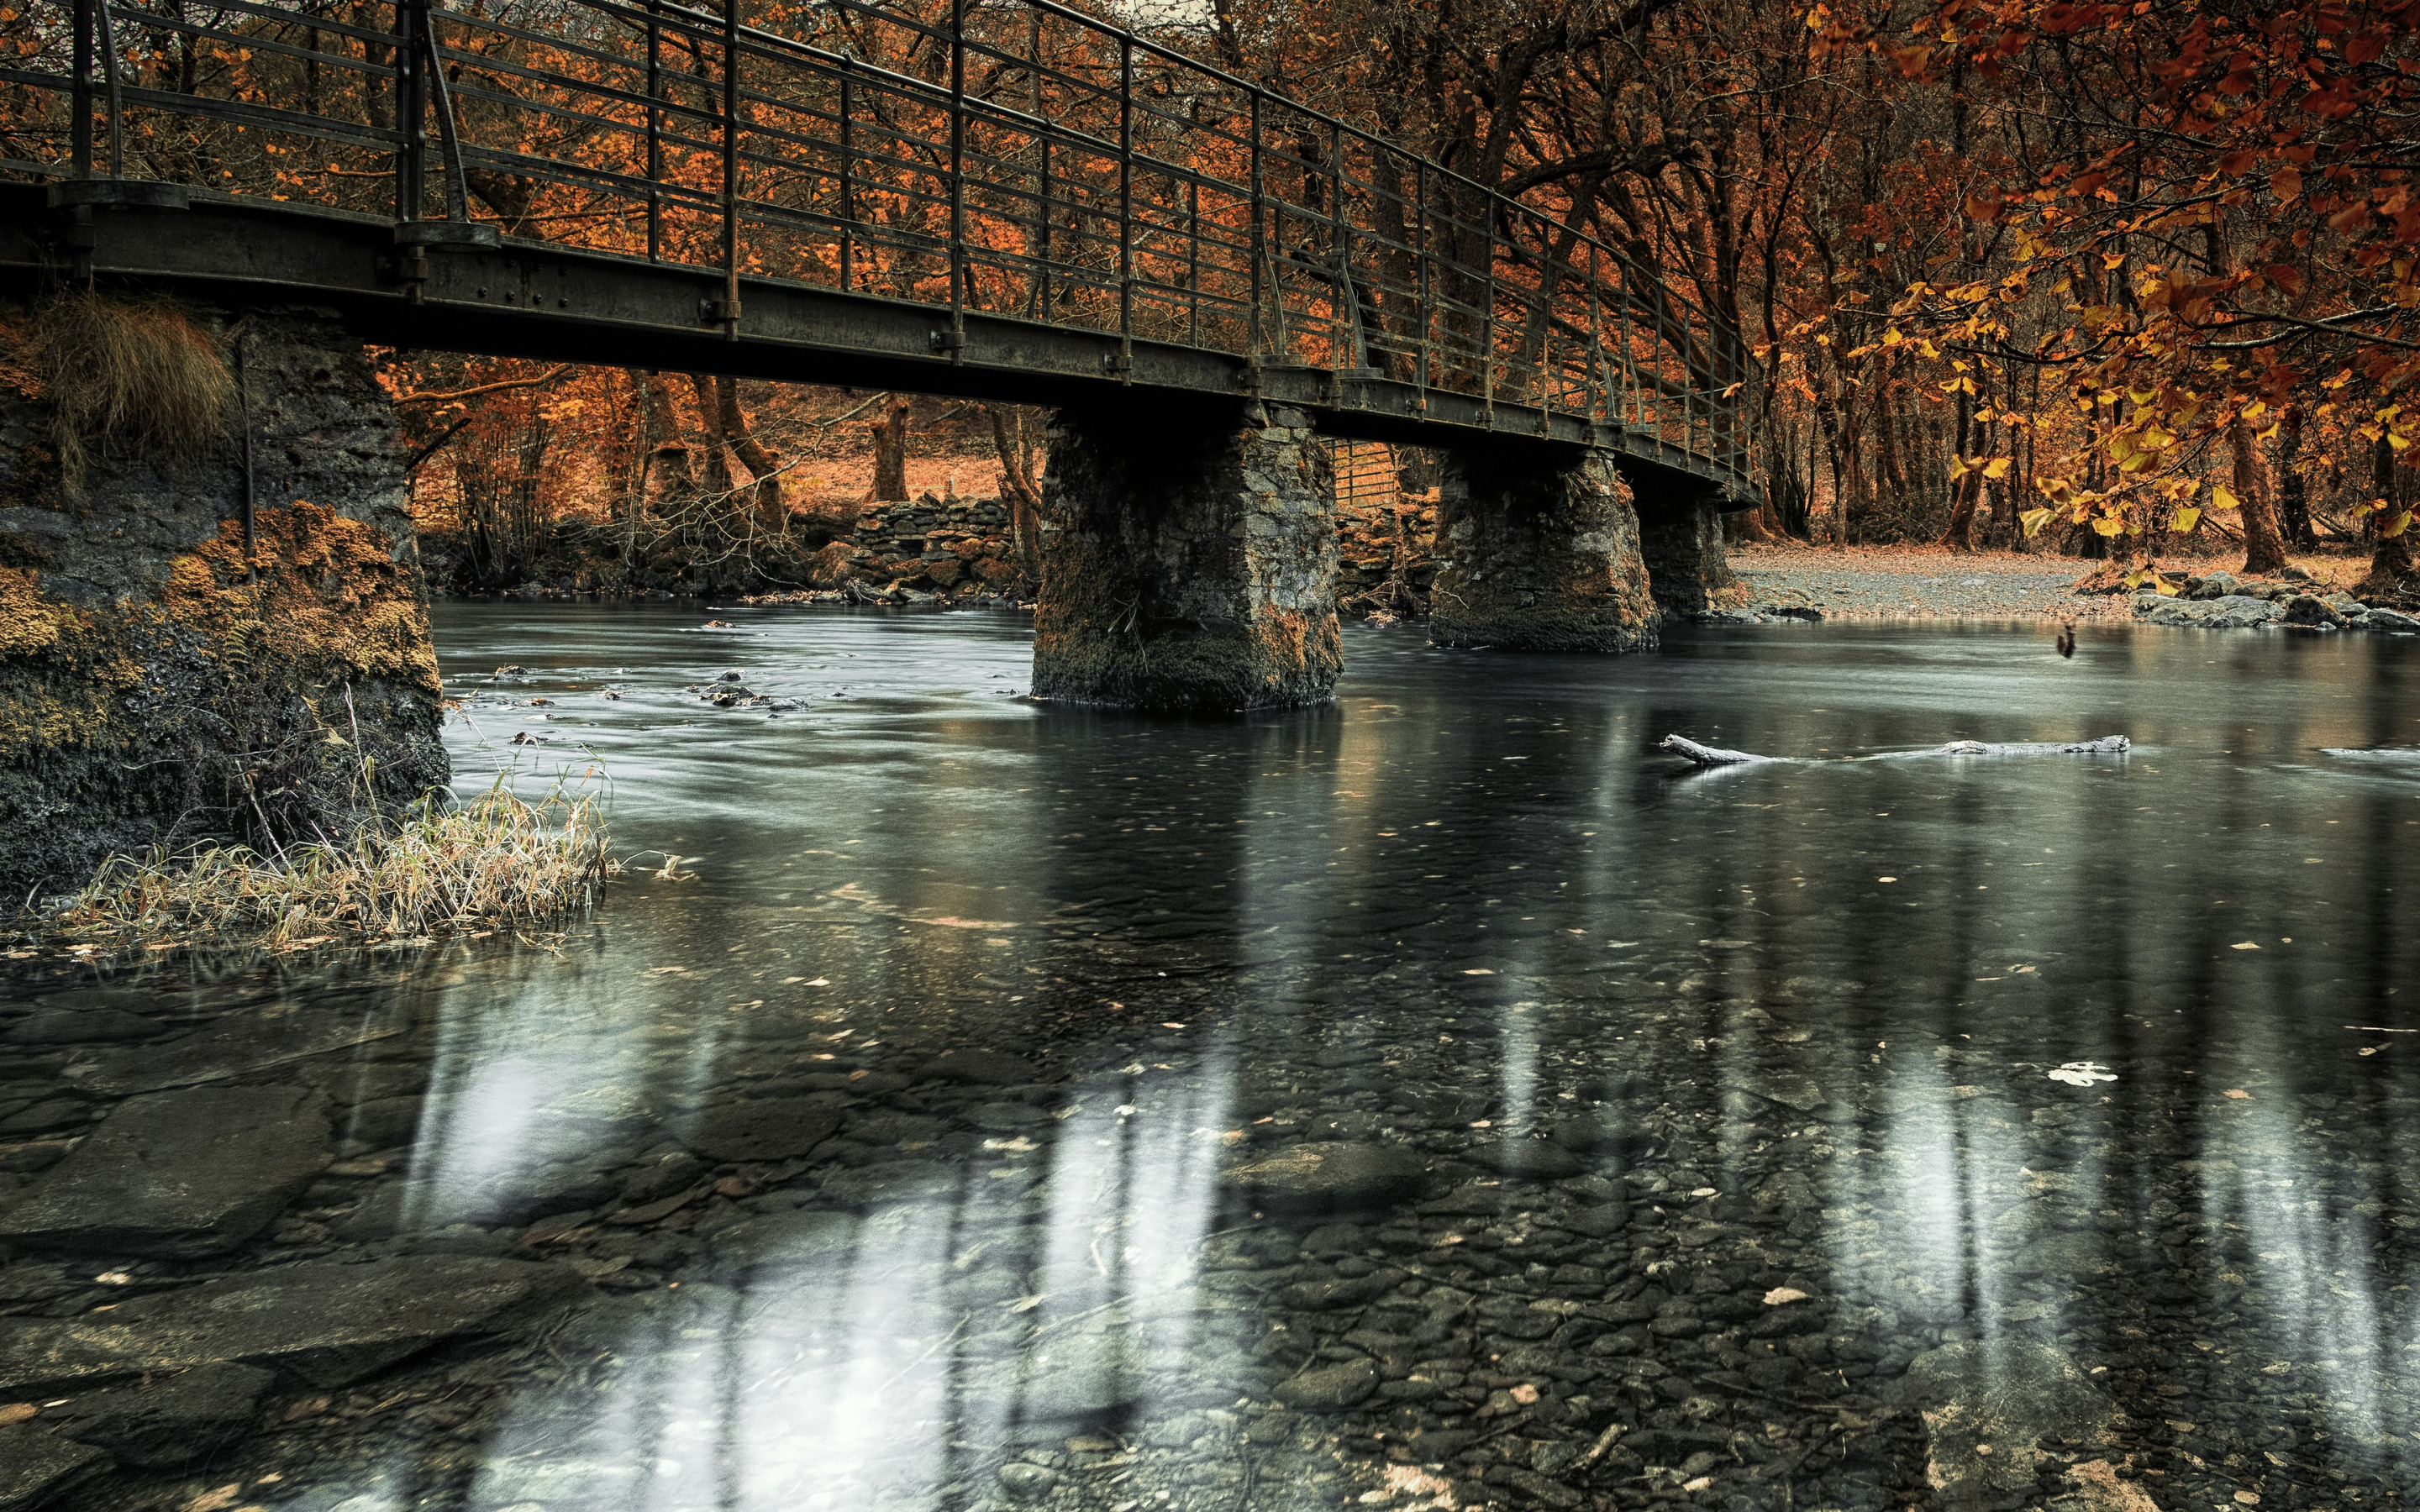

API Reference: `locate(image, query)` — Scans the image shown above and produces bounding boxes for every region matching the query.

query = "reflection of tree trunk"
[2233,415,2287,575]
[2277,407,2313,548]
[871,397,911,501]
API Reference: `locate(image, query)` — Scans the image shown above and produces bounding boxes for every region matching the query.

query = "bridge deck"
[0,0,1759,501]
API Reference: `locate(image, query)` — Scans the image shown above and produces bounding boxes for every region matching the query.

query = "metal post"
[946,0,965,358]
[1330,121,1348,370]
[71,0,93,177]
[1036,132,1051,319]
[1414,156,1429,407]
[1481,197,1495,423]
[1115,34,1133,378]
[839,61,855,291]
[719,0,742,336]
[94,0,124,178]
[1187,174,1200,348]
[394,0,422,220]
[235,318,255,583]
[1247,91,1264,363]
[1586,241,1600,425]
[645,2,661,261]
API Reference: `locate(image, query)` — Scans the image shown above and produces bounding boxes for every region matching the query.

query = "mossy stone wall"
[1428,444,1660,652]
[0,302,444,898]
[1032,400,1342,711]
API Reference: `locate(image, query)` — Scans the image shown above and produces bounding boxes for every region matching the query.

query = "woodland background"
[339,0,2420,594]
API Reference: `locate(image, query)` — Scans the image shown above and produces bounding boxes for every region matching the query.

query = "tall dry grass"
[29,290,235,490]
[39,768,618,949]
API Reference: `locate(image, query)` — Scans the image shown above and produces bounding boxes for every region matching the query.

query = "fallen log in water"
[1659,733,2130,767]
[1657,735,1777,766]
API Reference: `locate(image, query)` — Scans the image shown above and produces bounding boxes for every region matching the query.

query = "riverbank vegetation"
[10,770,617,953]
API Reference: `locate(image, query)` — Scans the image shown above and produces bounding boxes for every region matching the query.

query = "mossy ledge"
[0,297,445,900]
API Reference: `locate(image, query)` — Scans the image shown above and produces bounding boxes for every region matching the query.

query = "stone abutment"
[1426,443,1660,653]
[0,297,445,898]
[1032,400,1341,711]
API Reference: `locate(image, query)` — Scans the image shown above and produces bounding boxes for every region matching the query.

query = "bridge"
[0,0,1760,885]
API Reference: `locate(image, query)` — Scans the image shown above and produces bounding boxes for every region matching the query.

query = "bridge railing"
[0,0,1759,491]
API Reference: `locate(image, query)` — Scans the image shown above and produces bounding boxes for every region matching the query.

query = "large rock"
[0,1423,107,1511]
[0,1255,580,1395]
[1222,1142,1428,1213]
[2134,593,2282,629]
[0,1084,331,1257]
[39,1360,272,1468]
[0,1009,161,1046]
[74,1000,405,1096]
[1886,1339,2118,1510]
[1270,1357,1377,1410]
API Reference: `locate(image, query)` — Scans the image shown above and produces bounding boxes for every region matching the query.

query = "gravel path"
[1724,544,2121,622]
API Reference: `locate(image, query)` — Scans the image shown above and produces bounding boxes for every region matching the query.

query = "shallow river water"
[6,606,2420,1512]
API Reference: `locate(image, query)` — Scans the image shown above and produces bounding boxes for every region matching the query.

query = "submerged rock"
[1222,1142,1428,1212]
[39,1360,274,1468]
[1271,1357,1378,1410]
[1887,1338,2118,1510]
[0,1084,331,1257]
[919,1048,1043,1085]
[0,1009,161,1046]
[0,1422,108,1511]
[0,1256,580,1396]
[688,1098,844,1163]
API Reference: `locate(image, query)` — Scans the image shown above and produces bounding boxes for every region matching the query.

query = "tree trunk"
[988,405,1050,586]
[1937,465,1982,552]
[2277,406,2314,548]
[685,374,734,499]
[713,376,785,525]
[2233,413,2287,575]
[870,397,911,502]
[2366,432,2414,595]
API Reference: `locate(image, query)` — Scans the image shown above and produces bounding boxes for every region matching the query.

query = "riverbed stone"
[1034,399,1340,711]
[709,1209,860,1273]
[919,1049,1042,1086]
[2135,593,2283,629]
[1270,1357,1378,1410]
[1222,1142,1428,1212]
[689,1098,844,1163]
[0,1422,107,1511]
[0,1009,160,1046]
[0,1255,581,1394]
[1466,1138,1587,1179]
[0,1084,330,1257]
[39,1360,273,1468]
[1886,1338,2118,1510]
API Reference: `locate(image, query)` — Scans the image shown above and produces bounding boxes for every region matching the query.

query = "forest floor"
[1726,541,2375,622]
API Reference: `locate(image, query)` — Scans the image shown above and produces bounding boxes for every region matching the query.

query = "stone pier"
[0,298,445,897]
[1427,443,1659,651]
[1032,400,1340,710]
[1633,480,1739,619]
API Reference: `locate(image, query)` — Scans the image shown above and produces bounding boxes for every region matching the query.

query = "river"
[3,604,2417,1512]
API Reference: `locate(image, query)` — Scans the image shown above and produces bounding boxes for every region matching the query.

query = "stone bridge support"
[1032,399,1339,711]
[1630,477,1739,619]
[1427,443,1659,652]
[0,297,445,898]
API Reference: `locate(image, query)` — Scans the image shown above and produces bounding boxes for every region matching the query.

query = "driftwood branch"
[1659,733,2131,767]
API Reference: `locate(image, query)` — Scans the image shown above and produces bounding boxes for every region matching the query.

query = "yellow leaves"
[2171,506,2202,533]
[1983,458,2013,480]
[2019,507,2056,538]
[2387,511,2417,540]
[1881,327,1905,346]
[2128,386,2158,407]
[2091,515,2125,536]
[2211,485,2242,512]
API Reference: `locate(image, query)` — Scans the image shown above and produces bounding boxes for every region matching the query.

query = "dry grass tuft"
[38,768,618,949]
[29,290,235,490]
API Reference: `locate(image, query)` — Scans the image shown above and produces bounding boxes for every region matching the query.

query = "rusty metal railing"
[0,0,1759,491]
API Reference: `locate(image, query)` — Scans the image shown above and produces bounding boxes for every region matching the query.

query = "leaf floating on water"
[1007,1294,1045,1313]
[2048,1061,2118,1086]
[2231,941,2261,950]
[1763,1287,1810,1306]
[1461,969,1496,976]
[2225,1089,2252,1100]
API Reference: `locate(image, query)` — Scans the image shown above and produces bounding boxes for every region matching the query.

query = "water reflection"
[3,611,2418,1511]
